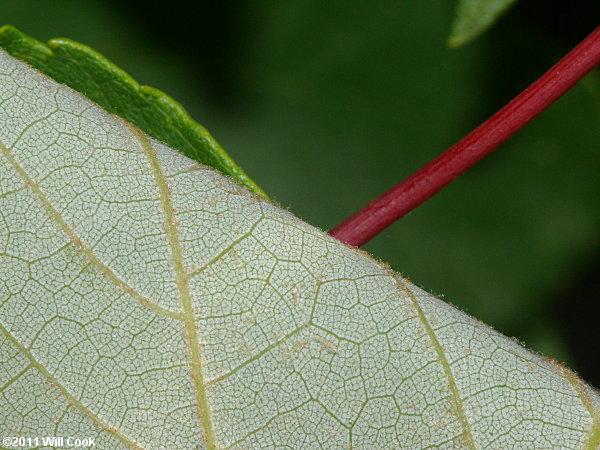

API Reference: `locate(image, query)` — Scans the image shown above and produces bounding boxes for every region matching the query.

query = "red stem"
[330,26,600,247]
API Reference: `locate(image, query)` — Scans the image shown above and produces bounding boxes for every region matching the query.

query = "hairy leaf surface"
[0,25,266,199]
[449,0,518,47]
[0,49,598,448]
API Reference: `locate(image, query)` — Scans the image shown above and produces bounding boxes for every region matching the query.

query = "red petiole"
[330,26,600,247]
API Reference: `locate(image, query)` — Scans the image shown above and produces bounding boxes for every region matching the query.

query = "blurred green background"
[2,1,598,384]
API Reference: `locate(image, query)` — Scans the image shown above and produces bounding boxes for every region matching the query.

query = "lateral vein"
[0,141,182,321]
[127,123,218,449]
[398,279,476,449]
[561,365,600,449]
[0,324,141,449]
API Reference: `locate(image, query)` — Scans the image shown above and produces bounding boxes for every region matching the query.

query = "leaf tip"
[447,0,519,47]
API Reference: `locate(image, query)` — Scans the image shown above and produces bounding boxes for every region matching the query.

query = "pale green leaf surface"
[0,50,598,448]
[449,0,518,47]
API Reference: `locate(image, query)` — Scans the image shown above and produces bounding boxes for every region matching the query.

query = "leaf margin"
[0,24,268,199]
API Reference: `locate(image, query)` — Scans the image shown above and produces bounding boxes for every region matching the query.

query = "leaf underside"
[0,49,599,448]
[449,0,518,47]
[0,25,267,199]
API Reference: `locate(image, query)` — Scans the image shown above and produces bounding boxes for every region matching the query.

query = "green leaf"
[448,0,518,47]
[1,49,599,449]
[0,24,267,199]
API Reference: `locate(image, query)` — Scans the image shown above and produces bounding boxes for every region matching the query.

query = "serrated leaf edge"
[0,24,268,199]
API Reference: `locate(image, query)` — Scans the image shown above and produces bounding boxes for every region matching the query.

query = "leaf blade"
[0,47,598,448]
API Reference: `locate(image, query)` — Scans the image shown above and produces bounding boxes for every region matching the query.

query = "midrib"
[128,124,218,449]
